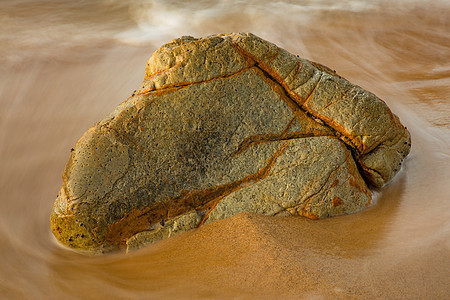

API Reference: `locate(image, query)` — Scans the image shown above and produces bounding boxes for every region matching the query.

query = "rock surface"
[50,33,411,254]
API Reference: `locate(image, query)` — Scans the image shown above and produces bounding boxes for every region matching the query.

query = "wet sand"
[0,1,449,299]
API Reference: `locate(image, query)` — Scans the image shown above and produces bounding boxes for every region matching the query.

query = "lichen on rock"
[50,33,411,254]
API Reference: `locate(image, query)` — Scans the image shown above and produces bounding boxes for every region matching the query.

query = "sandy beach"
[1,1,449,299]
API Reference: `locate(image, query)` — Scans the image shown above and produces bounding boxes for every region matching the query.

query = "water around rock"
[50,33,411,254]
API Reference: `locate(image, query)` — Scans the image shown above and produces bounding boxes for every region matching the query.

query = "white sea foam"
[115,0,384,45]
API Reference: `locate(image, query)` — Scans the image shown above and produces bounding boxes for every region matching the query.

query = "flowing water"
[0,0,449,299]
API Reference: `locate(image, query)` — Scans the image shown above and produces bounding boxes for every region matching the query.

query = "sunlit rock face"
[50,33,411,254]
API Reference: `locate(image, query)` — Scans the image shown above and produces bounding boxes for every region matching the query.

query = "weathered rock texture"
[50,33,411,254]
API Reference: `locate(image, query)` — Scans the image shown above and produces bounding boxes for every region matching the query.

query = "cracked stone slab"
[50,33,411,254]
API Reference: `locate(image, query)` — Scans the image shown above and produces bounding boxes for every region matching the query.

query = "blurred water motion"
[0,0,449,299]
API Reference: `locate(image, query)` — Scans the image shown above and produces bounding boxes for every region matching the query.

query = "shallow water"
[0,0,449,299]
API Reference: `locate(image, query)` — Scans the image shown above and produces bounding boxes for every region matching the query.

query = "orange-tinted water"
[1,1,449,299]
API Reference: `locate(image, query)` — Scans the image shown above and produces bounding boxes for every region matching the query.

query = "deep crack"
[226,39,372,186]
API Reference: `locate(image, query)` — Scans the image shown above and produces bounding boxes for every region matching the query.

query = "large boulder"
[50,33,411,254]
